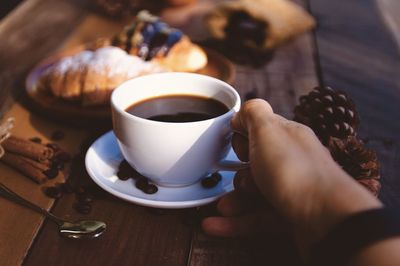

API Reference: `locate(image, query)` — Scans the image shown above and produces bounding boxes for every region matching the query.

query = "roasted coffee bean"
[51,130,65,141]
[77,193,94,204]
[117,160,133,180]
[43,168,59,179]
[55,151,71,162]
[117,172,131,180]
[130,168,145,180]
[59,182,74,194]
[29,137,42,143]
[143,184,158,194]
[201,173,222,188]
[51,158,65,170]
[201,177,217,188]
[44,186,62,199]
[135,177,149,190]
[116,172,129,180]
[117,160,143,180]
[74,202,92,214]
[211,172,222,182]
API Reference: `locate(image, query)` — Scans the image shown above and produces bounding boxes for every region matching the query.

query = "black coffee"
[125,95,229,122]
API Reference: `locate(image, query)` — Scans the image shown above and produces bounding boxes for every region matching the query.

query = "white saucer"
[85,131,239,209]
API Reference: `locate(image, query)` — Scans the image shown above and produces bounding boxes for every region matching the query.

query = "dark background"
[0,0,23,19]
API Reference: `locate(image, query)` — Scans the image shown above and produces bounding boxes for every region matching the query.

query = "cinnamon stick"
[3,136,54,162]
[1,152,49,184]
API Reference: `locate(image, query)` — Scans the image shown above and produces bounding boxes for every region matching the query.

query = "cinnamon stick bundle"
[2,136,54,162]
[0,136,69,184]
[1,153,48,183]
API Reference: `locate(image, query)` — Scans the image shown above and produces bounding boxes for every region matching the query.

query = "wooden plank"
[0,0,89,117]
[0,1,90,265]
[24,10,194,266]
[0,0,23,20]
[25,175,193,266]
[189,230,301,266]
[187,0,318,265]
[2,0,318,264]
[376,0,400,49]
[234,33,318,118]
[0,104,88,265]
[309,0,400,207]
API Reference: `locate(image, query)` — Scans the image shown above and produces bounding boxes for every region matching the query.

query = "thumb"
[231,99,274,136]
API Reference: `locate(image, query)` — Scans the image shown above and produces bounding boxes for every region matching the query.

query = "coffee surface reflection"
[125,94,229,122]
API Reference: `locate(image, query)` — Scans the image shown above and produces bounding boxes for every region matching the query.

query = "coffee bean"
[201,178,217,188]
[44,186,62,199]
[74,202,92,214]
[119,160,131,170]
[50,158,64,170]
[51,130,65,141]
[201,173,222,188]
[55,151,71,162]
[117,171,131,180]
[211,172,222,182]
[43,168,59,179]
[29,137,42,143]
[117,160,143,180]
[136,177,149,190]
[59,182,74,194]
[77,193,94,204]
[116,161,133,180]
[143,184,158,194]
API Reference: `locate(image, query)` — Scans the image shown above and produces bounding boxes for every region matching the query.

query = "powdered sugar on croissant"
[39,46,165,106]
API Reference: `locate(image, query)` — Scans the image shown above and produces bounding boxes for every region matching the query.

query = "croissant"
[38,46,165,106]
[112,10,207,72]
[205,0,315,51]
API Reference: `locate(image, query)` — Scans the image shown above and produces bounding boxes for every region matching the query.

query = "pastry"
[205,0,316,51]
[38,46,165,106]
[112,10,207,72]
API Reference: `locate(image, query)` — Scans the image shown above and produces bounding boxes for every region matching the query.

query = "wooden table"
[0,0,399,265]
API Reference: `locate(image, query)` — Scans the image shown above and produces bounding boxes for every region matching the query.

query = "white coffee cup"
[111,72,243,187]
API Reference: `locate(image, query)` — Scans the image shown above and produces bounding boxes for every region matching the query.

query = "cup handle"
[214,160,250,172]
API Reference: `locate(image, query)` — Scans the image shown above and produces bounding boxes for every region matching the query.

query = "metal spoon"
[0,182,106,239]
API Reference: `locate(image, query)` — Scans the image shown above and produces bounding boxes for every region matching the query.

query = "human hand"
[202,99,381,249]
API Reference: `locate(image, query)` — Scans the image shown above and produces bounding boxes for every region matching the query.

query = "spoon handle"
[0,182,64,225]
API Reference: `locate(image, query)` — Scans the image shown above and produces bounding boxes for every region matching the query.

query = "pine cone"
[294,86,381,196]
[327,136,381,196]
[294,86,360,144]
